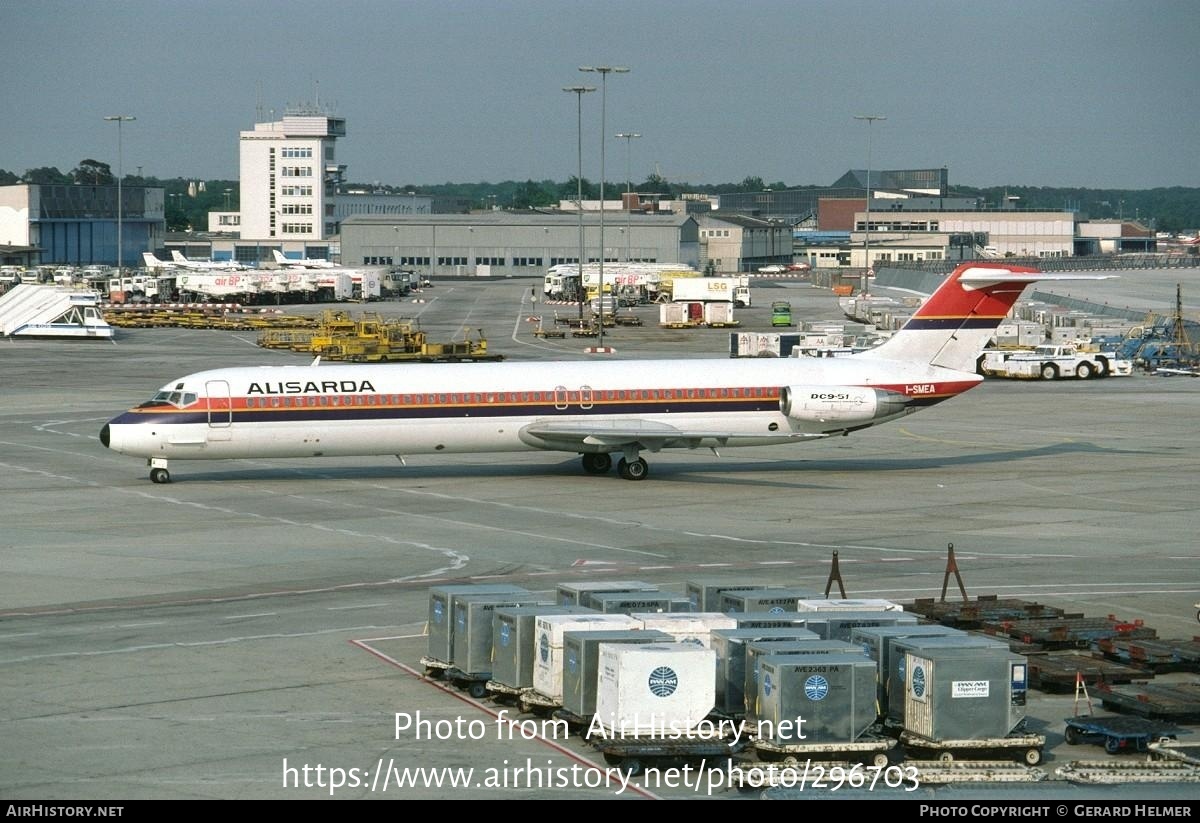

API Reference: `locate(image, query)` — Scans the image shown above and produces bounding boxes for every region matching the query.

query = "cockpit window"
[139,390,198,409]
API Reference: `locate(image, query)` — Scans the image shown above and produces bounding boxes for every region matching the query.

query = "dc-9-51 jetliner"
[100,263,1104,483]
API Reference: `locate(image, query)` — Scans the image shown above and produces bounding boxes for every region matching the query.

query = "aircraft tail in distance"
[863,263,1112,373]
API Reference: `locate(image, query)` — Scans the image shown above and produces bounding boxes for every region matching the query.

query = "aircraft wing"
[520,418,826,453]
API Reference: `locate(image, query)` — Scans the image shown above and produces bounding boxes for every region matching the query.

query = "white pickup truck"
[977,344,1133,380]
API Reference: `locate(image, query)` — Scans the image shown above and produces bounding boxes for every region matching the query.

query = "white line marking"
[221,612,277,620]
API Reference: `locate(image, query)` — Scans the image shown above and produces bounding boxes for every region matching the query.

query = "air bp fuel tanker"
[101,264,1110,484]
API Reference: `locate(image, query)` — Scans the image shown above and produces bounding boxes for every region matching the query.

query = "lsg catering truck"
[669,276,751,308]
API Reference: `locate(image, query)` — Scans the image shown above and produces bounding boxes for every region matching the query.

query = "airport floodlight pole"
[563,85,596,323]
[579,65,629,351]
[853,114,885,295]
[104,115,135,269]
[615,132,641,261]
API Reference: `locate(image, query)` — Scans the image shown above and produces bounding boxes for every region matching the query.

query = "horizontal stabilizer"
[959,271,1117,290]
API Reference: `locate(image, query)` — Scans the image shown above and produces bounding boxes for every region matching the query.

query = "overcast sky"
[5,0,1198,190]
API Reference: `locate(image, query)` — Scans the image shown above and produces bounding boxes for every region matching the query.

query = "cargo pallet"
[1095,637,1200,673]
[982,616,1157,650]
[1096,680,1200,722]
[1056,759,1200,784]
[898,729,1046,766]
[751,734,896,768]
[904,760,1047,785]
[1027,650,1151,692]
[417,656,490,699]
[1062,714,1187,754]
[902,595,1077,629]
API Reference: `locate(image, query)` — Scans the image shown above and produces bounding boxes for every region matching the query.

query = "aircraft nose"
[100,423,110,448]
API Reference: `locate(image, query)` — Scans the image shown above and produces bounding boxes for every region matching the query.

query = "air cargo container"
[451,593,549,678]
[490,605,595,691]
[720,587,817,613]
[426,584,529,664]
[755,653,879,745]
[533,614,641,703]
[555,580,658,607]
[560,629,672,718]
[711,627,819,716]
[743,640,861,722]
[630,612,738,648]
[903,645,1030,741]
[684,579,779,611]
[594,643,717,736]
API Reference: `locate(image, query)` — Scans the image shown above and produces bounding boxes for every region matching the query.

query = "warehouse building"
[338,212,701,277]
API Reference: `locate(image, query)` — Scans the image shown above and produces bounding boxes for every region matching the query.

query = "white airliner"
[142,252,179,271]
[170,251,245,271]
[272,249,338,269]
[100,263,1109,484]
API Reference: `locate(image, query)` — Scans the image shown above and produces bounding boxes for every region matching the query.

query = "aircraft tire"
[150,468,171,484]
[617,457,648,481]
[581,453,613,474]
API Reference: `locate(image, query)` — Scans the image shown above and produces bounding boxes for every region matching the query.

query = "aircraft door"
[554,385,569,410]
[205,380,233,428]
[579,385,593,410]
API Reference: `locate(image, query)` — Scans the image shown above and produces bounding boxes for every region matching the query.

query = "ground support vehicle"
[978,344,1132,380]
[1063,715,1186,754]
[669,276,751,308]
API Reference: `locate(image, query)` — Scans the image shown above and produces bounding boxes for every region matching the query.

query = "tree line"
[3,164,1198,234]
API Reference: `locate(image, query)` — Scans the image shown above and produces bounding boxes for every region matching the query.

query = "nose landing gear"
[149,458,171,484]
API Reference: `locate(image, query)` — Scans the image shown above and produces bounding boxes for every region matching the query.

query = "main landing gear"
[579,452,649,481]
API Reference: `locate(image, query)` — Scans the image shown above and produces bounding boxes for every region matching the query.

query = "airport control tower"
[239,105,346,242]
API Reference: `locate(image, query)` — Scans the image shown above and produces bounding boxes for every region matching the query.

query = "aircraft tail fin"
[864,263,1111,372]
[170,250,188,263]
[272,250,288,264]
[142,252,166,270]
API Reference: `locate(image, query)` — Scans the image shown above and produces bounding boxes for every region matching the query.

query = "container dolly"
[587,730,745,777]
[1063,714,1187,754]
[751,734,897,769]
[899,729,1046,766]
[417,655,491,700]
